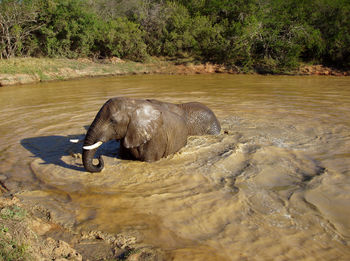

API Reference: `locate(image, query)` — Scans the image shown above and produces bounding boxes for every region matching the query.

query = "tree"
[311,0,350,67]
[0,0,42,58]
[93,17,147,61]
[36,0,100,58]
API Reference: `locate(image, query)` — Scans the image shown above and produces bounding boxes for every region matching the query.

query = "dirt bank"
[0,58,151,87]
[1,58,348,87]
[0,192,165,260]
[0,57,235,87]
[298,64,349,76]
[0,58,240,87]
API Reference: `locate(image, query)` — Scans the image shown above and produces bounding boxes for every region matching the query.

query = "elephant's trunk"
[82,146,104,173]
[82,123,105,172]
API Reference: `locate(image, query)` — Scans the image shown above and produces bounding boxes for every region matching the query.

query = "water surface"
[1,74,350,260]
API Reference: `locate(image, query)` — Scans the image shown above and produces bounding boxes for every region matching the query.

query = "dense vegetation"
[1,0,349,73]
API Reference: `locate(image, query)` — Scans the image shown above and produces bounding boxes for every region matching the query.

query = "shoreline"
[0,194,164,260]
[0,58,349,87]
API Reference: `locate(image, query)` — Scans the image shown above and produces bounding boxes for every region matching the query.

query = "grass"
[0,57,163,84]
[0,206,26,220]
[0,56,238,86]
[0,231,29,261]
[0,58,63,74]
[0,206,30,261]
[0,57,155,75]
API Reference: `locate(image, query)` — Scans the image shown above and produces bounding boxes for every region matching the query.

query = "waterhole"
[0,74,349,260]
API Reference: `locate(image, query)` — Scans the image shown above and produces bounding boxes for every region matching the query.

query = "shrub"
[37,0,98,58]
[0,0,41,58]
[93,18,148,61]
[1,0,349,71]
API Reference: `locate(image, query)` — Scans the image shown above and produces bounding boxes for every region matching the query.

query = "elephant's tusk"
[83,141,103,150]
[70,139,80,143]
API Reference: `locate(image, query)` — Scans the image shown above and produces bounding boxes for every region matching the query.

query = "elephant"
[82,97,221,172]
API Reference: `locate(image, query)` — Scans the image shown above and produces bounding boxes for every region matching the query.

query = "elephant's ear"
[123,104,162,148]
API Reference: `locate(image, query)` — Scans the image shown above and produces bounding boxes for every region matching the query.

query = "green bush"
[162,3,196,57]
[1,0,349,71]
[94,18,148,61]
[220,0,325,72]
[0,0,42,58]
[36,0,98,58]
[311,0,350,67]
[189,15,228,62]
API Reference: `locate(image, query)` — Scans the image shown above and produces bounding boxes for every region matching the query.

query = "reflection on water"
[1,74,350,260]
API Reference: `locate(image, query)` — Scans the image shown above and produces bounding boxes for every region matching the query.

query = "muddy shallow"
[1,74,350,260]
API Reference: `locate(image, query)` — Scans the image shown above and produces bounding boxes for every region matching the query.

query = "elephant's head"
[82,98,162,172]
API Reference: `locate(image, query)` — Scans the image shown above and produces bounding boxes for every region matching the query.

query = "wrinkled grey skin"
[83,97,221,173]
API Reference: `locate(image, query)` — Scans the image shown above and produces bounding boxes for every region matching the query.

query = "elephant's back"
[179,102,221,135]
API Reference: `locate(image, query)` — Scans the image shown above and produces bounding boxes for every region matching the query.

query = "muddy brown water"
[0,74,350,260]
